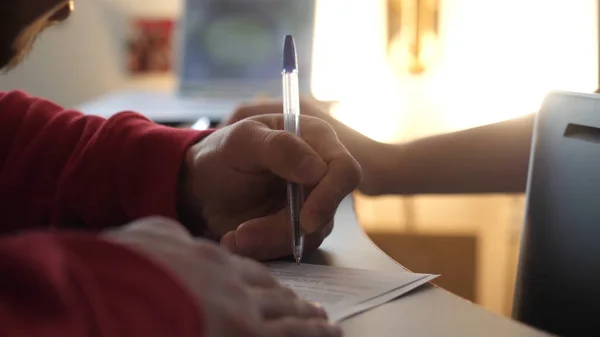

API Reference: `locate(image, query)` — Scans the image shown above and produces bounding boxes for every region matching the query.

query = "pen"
[282,35,304,265]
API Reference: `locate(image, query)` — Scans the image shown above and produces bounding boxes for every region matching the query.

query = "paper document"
[267,262,438,322]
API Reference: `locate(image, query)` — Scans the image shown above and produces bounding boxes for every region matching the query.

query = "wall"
[1,0,596,113]
[0,0,388,110]
[0,0,179,108]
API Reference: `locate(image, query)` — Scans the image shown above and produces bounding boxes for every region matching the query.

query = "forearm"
[363,114,535,195]
[0,90,209,232]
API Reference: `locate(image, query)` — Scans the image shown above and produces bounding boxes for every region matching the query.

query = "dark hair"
[0,1,71,70]
[0,3,22,68]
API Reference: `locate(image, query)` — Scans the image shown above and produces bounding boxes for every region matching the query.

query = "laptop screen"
[178,0,316,97]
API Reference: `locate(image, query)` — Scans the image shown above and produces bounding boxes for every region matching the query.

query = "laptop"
[513,91,600,336]
[78,0,316,125]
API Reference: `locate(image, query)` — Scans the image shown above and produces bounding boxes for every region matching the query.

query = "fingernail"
[297,155,326,182]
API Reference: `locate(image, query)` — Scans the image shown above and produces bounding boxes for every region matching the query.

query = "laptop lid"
[177,0,316,99]
[513,91,600,336]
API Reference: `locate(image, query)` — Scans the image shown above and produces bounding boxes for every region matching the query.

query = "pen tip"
[293,246,302,265]
[283,35,297,72]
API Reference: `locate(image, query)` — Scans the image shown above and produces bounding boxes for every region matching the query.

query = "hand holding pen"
[215,38,361,262]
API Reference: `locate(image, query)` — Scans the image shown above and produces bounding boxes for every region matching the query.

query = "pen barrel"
[287,181,305,247]
[282,70,300,135]
[282,69,304,253]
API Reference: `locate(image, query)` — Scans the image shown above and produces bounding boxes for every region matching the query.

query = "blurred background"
[0,0,598,318]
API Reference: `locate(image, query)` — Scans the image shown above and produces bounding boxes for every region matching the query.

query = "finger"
[229,255,280,287]
[252,287,328,320]
[222,118,328,185]
[293,118,362,234]
[220,209,332,260]
[263,318,343,337]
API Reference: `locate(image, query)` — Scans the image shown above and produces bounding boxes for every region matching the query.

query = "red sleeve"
[0,231,204,337]
[0,90,212,232]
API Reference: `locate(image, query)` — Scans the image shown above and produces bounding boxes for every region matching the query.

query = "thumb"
[220,210,328,261]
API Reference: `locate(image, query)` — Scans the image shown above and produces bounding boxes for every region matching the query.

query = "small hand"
[104,217,342,337]
[180,114,361,260]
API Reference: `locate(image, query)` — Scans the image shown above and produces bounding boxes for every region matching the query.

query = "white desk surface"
[76,90,240,123]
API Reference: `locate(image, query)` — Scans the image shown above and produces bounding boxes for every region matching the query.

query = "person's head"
[0,0,73,71]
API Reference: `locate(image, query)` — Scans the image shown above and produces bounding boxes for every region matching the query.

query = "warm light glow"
[430,0,598,131]
[311,0,407,142]
[312,0,598,140]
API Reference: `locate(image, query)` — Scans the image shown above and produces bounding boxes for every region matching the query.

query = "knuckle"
[229,119,257,138]
[220,120,261,150]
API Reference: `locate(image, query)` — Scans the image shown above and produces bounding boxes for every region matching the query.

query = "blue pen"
[282,35,304,265]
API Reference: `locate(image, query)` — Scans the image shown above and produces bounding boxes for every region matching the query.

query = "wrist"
[356,139,394,196]
[176,146,213,239]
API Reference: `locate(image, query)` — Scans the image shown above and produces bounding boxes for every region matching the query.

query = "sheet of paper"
[267,262,438,322]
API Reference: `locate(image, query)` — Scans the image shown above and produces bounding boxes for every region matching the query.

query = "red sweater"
[0,90,210,336]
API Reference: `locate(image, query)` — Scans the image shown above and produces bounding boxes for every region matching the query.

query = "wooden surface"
[368,232,478,302]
